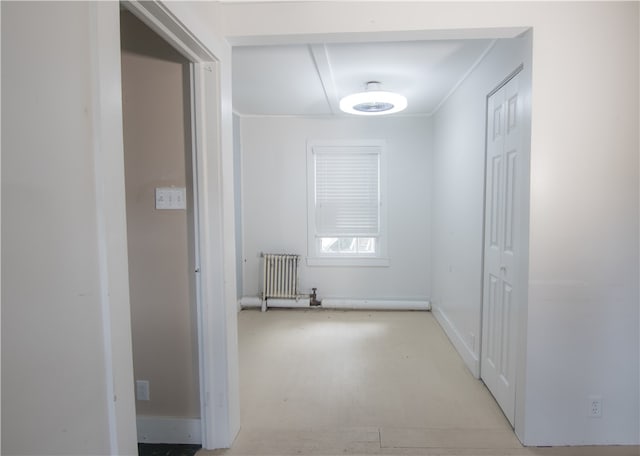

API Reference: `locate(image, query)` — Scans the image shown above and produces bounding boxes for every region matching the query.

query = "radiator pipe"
[310,288,321,306]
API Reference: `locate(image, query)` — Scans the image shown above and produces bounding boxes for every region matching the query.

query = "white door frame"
[92,1,236,450]
[121,1,227,448]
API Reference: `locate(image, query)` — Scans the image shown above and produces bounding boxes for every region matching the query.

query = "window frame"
[306,140,389,267]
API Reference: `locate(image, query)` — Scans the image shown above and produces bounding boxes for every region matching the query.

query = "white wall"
[430,37,528,377]
[240,116,431,302]
[2,0,241,452]
[1,2,136,454]
[521,5,639,444]
[222,1,639,447]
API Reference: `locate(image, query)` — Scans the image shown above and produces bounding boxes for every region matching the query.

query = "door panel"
[504,150,517,253]
[481,72,522,426]
[486,273,499,368]
[500,281,512,382]
[489,155,503,249]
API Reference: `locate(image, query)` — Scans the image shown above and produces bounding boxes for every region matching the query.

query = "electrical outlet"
[588,395,602,418]
[136,380,150,401]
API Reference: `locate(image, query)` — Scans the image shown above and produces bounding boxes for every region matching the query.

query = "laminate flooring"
[200,309,638,456]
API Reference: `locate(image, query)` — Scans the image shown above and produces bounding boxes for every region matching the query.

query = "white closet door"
[481,72,522,426]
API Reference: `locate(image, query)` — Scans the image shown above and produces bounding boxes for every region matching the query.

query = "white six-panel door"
[481,71,522,426]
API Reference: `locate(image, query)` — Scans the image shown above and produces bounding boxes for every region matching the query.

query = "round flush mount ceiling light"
[339,81,408,116]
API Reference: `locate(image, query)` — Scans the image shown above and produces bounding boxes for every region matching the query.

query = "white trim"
[234,113,246,303]
[306,256,389,267]
[322,299,430,311]
[227,27,529,47]
[0,2,3,449]
[239,296,262,308]
[432,305,480,378]
[188,64,209,449]
[136,417,201,445]
[90,3,138,454]
[239,297,429,311]
[122,1,214,62]
[242,296,299,310]
[192,62,233,449]
[116,1,239,450]
[265,298,312,308]
[90,5,119,452]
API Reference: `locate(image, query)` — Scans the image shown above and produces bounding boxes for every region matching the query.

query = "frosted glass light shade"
[339,90,407,116]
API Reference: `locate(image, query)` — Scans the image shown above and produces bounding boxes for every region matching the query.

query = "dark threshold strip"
[138,443,202,456]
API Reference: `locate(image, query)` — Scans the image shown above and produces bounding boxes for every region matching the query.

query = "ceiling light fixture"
[339,81,407,116]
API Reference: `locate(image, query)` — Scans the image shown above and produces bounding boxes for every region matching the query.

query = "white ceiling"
[232,39,494,117]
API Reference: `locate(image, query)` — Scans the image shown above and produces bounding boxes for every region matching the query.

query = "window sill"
[306,256,390,267]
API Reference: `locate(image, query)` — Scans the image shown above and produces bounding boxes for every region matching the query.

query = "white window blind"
[313,147,380,237]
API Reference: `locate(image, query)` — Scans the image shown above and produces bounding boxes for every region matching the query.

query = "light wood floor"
[201,309,638,456]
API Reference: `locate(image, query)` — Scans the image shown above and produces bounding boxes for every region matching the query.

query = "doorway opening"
[112,1,239,449]
[230,30,532,449]
[120,9,201,447]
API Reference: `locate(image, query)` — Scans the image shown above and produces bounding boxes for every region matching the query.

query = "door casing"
[92,1,237,450]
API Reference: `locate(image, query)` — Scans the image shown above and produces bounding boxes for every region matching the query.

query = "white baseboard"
[239,296,430,311]
[137,416,201,444]
[239,296,311,310]
[432,305,480,378]
[267,297,311,308]
[322,298,430,311]
[239,296,261,308]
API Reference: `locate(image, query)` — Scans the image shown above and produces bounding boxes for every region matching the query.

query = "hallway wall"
[239,115,431,302]
[430,37,528,377]
[1,2,133,454]
[1,1,239,453]
[121,11,200,423]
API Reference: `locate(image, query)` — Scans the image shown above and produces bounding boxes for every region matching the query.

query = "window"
[307,140,388,266]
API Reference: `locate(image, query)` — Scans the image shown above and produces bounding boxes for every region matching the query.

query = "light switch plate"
[155,187,186,210]
[136,380,150,401]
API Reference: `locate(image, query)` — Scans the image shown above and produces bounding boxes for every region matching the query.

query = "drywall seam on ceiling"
[308,43,340,114]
